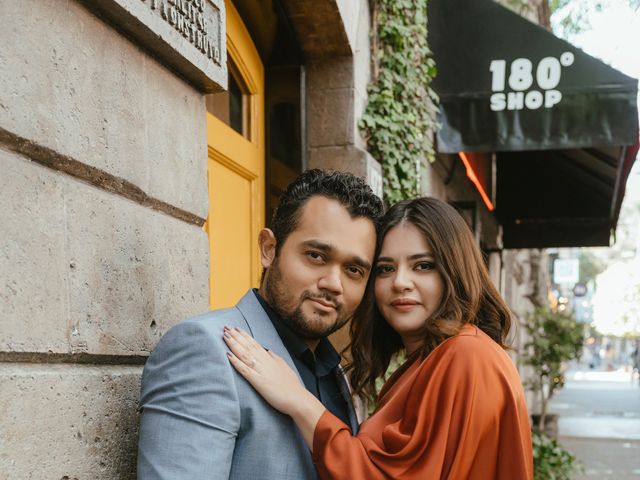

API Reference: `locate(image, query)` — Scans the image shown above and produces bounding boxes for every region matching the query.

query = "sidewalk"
[549,365,640,479]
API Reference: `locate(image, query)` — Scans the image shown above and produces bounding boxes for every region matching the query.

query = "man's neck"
[305,338,320,352]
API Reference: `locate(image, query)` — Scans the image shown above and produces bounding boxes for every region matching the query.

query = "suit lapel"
[333,365,360,434]
[235,290,303,383]
[236,290,360,433]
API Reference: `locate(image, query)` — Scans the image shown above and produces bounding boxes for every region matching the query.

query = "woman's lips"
[390,299,420,312]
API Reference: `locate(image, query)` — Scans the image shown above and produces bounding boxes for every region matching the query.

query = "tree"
[578,249,606,284]
[549,0,640,37]
[521,308,584,431]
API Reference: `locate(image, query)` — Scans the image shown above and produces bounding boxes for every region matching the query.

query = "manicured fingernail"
[234,327,241,332]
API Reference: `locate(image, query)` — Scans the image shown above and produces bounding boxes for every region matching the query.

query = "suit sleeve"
[137,320,241,479]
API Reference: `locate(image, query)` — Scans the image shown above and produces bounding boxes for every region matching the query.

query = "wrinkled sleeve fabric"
[137,320,241,480]
[311,336,533,480]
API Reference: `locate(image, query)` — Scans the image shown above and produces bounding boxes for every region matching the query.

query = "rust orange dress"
[312,325,534,479]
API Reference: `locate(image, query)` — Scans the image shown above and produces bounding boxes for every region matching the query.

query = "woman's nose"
[392,267,413,291]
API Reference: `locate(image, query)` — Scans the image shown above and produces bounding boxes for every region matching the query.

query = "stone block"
[336,0,360,51]
[307,88,354,147]
[0,0,208,217]
[0,151,70,353]
[0,363,142,480]
[353,0,372,151]
[306,58,354,91]
[309,145,382,197]
[282,0,352,59]
[308,145,365,176]
[0,151,209,356]
[80,0,227,93]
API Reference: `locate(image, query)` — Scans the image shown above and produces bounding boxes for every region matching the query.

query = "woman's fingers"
[227,351,257,380]
[234,328,268,359]
[223,327,269,372]
[223,327,309,417]
[223,329,255,367]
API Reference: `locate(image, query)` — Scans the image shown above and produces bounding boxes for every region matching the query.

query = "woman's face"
[374,222,445,354]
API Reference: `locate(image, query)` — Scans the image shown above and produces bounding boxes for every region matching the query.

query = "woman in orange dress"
[224,197,534,479]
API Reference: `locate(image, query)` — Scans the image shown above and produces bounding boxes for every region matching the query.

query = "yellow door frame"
[206,0,265,309]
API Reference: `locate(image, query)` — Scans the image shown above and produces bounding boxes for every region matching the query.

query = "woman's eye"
[415,262,435,271]
[375,265,394,275]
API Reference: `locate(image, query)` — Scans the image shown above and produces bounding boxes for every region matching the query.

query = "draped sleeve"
[311,329,534,480]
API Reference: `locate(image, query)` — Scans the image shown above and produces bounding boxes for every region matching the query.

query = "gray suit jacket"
[137,290,358,479]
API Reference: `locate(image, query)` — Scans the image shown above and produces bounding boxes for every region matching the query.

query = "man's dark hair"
[270,169,384,254]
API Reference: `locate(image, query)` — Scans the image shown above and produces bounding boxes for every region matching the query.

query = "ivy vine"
[360,0,439,204]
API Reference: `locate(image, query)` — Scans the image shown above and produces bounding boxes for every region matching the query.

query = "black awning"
[428,0,638,153]
[495,145,638,248]
[428,0,639,248]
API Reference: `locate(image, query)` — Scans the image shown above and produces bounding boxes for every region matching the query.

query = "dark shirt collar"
[253,289,341,376]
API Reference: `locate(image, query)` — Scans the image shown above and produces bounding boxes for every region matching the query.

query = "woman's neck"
[402,338,422,356]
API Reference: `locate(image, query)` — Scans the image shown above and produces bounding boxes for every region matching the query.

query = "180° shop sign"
[489,52,575,111]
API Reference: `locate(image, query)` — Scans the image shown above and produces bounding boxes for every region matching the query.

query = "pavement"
[548,365,640,479]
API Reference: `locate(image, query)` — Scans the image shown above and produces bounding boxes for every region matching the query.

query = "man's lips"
[307,298,337,310]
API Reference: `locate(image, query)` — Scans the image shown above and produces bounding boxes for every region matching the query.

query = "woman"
[224,198,534,479]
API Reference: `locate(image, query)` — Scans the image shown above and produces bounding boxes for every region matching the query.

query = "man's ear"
[258,228,277,268]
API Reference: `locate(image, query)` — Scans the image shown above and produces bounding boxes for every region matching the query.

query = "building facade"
[0,0,379,477]
[2,0,636,477]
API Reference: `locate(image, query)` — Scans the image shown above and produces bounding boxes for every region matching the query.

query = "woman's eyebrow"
[408,252,434,260]
[376,253,434,263]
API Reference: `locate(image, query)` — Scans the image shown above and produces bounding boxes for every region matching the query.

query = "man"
[137,169,383,479]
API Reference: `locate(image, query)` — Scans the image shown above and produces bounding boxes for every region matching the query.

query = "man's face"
[261,196,376,340]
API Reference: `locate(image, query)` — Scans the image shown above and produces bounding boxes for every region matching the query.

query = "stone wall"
[302,0,382,191]
[0,0,210,477]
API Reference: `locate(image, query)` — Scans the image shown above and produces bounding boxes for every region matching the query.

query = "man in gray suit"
[137,169,383,479]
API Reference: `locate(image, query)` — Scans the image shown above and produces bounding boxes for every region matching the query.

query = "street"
[549,365,640,479]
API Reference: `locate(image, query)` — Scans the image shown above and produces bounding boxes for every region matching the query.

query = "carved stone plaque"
[81,0,227,93]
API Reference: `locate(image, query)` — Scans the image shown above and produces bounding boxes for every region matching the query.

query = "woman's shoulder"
[422,324,507,373]
[437,324,496,352]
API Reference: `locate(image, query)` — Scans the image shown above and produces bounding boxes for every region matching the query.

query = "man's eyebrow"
[302,240,372,271]
[301,240,332,252]
[352,256,372,272]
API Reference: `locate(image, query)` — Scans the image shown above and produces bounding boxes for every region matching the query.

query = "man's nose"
[318,266,343,295]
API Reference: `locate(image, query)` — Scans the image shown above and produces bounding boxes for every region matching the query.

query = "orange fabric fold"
[312,325,534,479]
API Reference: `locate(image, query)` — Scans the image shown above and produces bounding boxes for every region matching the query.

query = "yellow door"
[205,0,264,309]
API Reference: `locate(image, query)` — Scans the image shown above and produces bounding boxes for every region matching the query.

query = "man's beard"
[263,258,351,340]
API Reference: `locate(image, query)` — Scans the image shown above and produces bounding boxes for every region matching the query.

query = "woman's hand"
[223,327,313,416]
[224,326,330,449]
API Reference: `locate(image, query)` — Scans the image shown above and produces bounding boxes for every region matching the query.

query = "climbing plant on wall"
[360,0,439,204]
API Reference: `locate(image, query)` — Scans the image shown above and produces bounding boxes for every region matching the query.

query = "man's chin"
[292,309,341,339]
[299,316,337,338]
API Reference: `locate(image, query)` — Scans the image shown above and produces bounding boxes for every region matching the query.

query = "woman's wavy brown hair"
[345,197,512,400]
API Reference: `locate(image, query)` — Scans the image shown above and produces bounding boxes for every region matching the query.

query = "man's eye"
[307,251,324,262]
[346,266,364,278]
